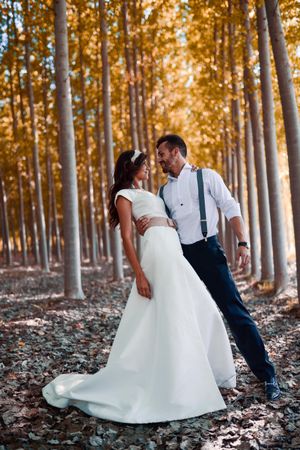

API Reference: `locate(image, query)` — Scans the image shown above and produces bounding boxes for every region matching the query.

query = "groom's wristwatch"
[238,241,250,249]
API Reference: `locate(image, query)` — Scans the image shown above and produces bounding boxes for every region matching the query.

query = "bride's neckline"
[129,186,145,191]
[128,187,153,195]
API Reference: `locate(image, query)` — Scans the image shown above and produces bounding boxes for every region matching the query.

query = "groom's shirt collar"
[168,162,192,181]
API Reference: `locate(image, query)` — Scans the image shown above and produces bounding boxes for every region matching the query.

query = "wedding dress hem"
[43,385,227,424]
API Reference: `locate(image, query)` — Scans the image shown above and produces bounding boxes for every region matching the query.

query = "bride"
[42,150,236,424]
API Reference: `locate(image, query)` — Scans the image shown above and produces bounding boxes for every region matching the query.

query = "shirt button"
[181,203,183,206]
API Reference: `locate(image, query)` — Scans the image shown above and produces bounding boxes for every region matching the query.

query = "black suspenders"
[159,169,208,240]
[159,185,171,218]
[196,169,208,240]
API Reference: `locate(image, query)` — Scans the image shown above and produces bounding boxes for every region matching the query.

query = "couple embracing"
[43,134,281,424]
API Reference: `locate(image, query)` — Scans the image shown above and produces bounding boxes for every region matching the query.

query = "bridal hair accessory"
[131,150,142,163]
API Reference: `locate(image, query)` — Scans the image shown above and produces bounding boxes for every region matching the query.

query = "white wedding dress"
[43,189,236,424]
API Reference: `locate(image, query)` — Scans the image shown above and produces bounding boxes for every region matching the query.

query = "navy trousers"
[181,235,275,382]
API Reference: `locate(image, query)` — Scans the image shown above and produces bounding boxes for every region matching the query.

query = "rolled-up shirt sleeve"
[208,169,241,220]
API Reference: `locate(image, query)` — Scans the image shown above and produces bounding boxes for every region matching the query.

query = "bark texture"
[54,0,84,299]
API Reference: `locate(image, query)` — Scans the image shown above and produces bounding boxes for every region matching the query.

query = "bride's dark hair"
[108,150,147,228]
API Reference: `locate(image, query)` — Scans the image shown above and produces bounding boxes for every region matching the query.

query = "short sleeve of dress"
[114,189,135,206]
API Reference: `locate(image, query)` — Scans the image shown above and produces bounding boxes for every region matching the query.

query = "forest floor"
[0,260,299,450]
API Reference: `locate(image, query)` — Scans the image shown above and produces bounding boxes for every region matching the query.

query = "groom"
[137,134,281,401]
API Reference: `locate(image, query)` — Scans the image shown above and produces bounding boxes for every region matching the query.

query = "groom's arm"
[229,216,250,269]
[229,216,247,242]
[209,169,250,269]
[136,215,150,236]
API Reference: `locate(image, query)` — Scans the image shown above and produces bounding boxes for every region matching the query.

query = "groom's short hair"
[156,134,187,157]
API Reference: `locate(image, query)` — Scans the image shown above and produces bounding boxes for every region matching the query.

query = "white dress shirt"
[161,163,241,245]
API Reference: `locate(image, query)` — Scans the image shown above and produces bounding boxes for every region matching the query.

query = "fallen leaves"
[0,263,299,449]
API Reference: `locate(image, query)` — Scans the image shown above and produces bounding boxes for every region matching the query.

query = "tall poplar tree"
[54,0,84,299]
[257,3,288,292]
[99,0,124,280]
[24,0,49,272]
[265,0,300,301]
[122,0,139,150]
[241,0,273,282]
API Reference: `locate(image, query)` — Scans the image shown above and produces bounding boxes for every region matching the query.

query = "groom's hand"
[136,216,150,236]
[236,246,250,269]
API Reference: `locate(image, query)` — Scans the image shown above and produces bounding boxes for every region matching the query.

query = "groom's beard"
[159,162,171,173]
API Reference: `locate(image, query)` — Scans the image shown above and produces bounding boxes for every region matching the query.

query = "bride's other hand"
[136,271,152,299]
[191,164,199,172]
[136,216,150,236]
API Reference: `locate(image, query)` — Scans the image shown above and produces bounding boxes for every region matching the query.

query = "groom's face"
[157,142,178,174]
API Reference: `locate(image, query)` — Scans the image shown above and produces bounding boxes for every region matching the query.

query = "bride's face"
[135,161,149,182]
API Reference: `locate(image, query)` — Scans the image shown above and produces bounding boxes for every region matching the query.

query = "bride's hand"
[136,272,152,299]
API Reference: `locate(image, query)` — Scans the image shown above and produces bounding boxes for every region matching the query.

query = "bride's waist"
[144,216,177,230]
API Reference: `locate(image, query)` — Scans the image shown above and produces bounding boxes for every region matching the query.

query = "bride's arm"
[116,197,152,299]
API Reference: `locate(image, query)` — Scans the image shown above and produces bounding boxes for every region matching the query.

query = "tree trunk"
[122,0,139,150]
[220,21,235,267]
[13,5,30,266]
[265,0,300,300]
[11,209,18,257]
[78,8,97,266]
[97,221,103,259]
[94,11,111,260]
[131,3,144,258]
[54,0,84,299]
[99,0,124,280]
[8,68,18,142]
[42,66,53,264]
[95,86,111,259]
[0,208,4,259]
[78,181,90,261]
[244,92,260,279]
[225,153,236,267]
[46,154,53,264]
[12,3,26,127]
[26,157,40,265]
[139,2,153,192]
[132,0,145,152]
[257,3,288,292]
[8,9,27,266]
[17,161,28,266]
[228,1,245,217]
[160,59,169,136]
[51,168,62,262]
[150,57,160,189]
[241,0,273,281]
[24,0,49,272]
[0,174,12,266]
[78,214,84,263]
[119,85,128,151]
